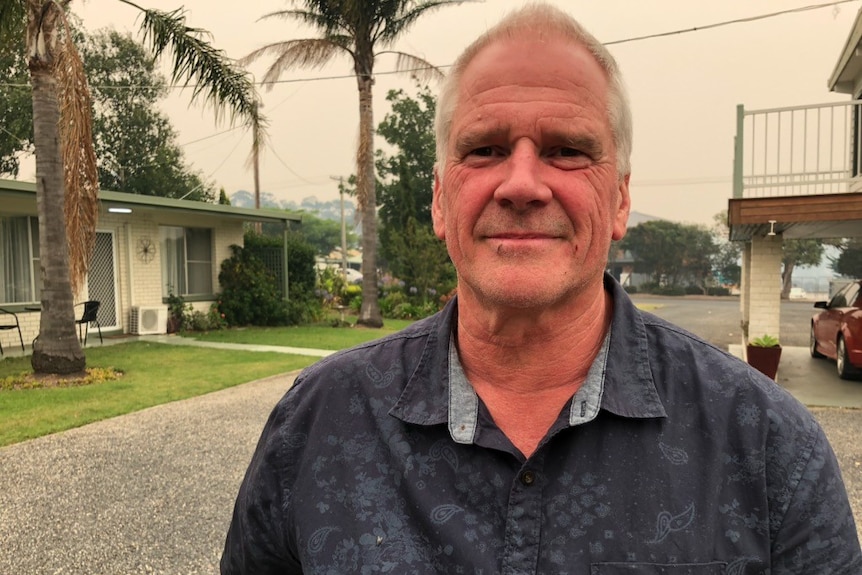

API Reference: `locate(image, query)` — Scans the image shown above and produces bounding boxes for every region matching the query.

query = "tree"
[375,84,454,297]
[780,239,830,299]
[620,220,718,290]
[82,29,216,200]
[0,32,33,176]
[294,210,356,255]
[1,0,264,374]
[1,27,216,201]
[242,0,464,328]
[831,238,862,278]
[711,211,741,286]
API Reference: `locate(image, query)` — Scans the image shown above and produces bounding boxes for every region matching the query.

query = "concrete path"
[728,344,862,409]
[144,334,334,357]
[0,371,296,575]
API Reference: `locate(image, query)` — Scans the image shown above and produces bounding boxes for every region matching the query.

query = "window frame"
[0,215,41,305]
[159,225,214,299]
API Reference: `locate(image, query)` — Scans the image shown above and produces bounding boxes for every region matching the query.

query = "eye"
[470,146,496,157]
[556,147,587,158]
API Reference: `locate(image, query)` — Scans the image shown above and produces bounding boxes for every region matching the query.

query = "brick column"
[747,234,783,342]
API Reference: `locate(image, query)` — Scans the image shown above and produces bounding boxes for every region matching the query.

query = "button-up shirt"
[222,275,862,574]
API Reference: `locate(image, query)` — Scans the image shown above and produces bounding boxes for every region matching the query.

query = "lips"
[481,226,567,241]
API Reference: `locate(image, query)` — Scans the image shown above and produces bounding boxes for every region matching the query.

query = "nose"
[493,140,552,210]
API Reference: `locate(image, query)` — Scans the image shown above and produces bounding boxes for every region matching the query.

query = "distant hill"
[231,190,356,223]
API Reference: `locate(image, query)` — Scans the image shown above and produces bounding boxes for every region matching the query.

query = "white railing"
[733,100,862,198]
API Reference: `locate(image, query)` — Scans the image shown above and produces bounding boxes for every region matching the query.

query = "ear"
[432,168,446,240]
[611,173,631,241]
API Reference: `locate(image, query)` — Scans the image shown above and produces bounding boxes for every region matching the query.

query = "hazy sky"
[56,0,862,225]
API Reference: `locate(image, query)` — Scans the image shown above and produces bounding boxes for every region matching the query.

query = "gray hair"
[434,2,632,177]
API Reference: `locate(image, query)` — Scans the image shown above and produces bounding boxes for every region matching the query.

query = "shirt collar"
[389,273,666,434]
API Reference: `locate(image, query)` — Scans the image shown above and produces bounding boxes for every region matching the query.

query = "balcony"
[728,100,862,242]
[734,100,862,199]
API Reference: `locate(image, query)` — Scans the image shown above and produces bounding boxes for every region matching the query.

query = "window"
[829,282,859,308]
[160,226,213,297]
[0,216,40,304]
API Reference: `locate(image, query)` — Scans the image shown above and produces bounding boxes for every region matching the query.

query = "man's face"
[433,34,631,311]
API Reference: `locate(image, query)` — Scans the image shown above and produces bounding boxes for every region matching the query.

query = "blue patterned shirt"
[222,275,862,574]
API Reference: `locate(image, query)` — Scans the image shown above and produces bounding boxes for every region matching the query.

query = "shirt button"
[520,470,536,486]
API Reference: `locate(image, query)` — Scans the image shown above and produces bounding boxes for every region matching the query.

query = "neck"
[456,287,612,392]
[453,287,614,458]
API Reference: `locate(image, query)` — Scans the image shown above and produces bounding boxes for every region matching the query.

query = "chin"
[460,264,602,311]
[473,277,578,310]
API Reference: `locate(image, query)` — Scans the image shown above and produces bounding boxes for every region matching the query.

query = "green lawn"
[0,342,317,447]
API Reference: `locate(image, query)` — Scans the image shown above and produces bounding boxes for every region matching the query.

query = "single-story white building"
[0,178,300,350]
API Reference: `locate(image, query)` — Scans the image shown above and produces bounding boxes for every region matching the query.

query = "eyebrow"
[453,126,605,158]
[453,126,509,155]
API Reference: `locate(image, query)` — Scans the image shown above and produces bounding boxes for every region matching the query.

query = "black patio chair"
[75,300,103,345]
[0,307,25,355]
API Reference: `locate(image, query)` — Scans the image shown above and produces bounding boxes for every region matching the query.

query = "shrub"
[218,244,290,326]
[706,286,730,296]
[649,285,686,296]
[342,284,362,308]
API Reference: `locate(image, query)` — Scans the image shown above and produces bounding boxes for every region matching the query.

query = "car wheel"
[810,324,825,359]
[837,335,859,380]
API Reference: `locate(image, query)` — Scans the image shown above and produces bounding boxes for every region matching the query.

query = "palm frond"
[54,8,99,296]
[243,39,352,88]
[378,1,470,44]
[380,50,443,83]
[116,0,267,152]
[258,8,349,36]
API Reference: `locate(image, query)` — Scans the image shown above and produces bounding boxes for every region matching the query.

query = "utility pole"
[330,175,348,274]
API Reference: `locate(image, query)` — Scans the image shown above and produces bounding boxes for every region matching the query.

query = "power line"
[0,0,855,91]
[268,146,318,186]
[604,0,858,46]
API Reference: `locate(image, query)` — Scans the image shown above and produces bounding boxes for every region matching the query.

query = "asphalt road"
[630,294,818,349]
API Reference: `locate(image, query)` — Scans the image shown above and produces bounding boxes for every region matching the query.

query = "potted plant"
[746,334,782,380]
[166,289,187,334]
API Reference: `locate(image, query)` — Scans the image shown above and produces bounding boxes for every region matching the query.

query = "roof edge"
[0,178,300,224]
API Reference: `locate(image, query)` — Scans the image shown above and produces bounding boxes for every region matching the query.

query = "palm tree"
[0,0,264,374]
[243,0,463,328]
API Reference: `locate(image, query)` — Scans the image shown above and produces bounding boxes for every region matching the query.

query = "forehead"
[450,34,611,138]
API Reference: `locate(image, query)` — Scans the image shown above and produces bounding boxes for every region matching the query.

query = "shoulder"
[271,312,444,418]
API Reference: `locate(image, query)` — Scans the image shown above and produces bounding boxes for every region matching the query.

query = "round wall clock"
[137,237,156,263]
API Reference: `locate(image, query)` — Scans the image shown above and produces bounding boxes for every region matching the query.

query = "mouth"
[484,230,562,241]
[484,234,563,255]
[488,232,556,239]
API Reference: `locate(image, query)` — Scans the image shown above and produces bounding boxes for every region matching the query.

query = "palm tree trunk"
[29,54,86,374]
[355,74,383,328]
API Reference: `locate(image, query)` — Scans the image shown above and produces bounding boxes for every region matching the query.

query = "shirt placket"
[501,458,544,574]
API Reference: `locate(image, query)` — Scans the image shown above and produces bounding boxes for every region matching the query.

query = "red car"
[810,280,862,379]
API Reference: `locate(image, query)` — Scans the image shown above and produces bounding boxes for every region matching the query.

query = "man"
[222,4,862,573]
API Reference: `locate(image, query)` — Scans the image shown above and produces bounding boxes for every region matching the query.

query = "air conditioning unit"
[130,306,167,335]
